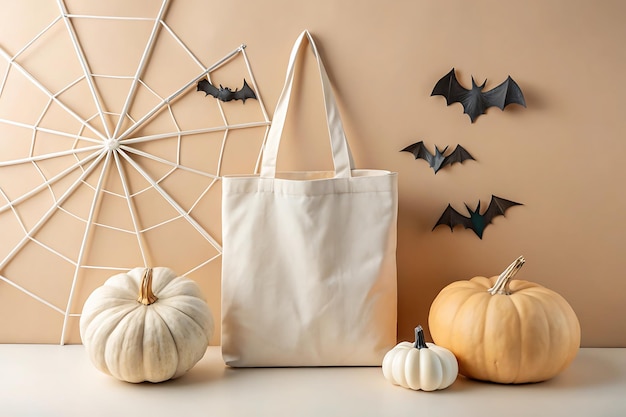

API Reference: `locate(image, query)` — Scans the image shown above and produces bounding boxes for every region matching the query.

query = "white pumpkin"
[382,325,458,391]
[80,267,214,383]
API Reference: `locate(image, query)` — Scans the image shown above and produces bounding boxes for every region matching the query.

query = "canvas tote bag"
[221,30,398,367]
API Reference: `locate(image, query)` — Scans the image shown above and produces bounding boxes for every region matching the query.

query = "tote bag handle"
[260,30,354,179]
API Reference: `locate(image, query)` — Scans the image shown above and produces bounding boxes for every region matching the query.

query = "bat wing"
[482,195,523,226]
[481,76,526,110]
[441,145,475,169]
[232,79,257,102]
[197,79,220,99]
[431,68,471,106]
[432,69,487,122]
[433,204,474,232]
[400,141,435,167]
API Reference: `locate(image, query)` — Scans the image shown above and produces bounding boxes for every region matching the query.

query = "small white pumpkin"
[80,267,214,383]
[382,325,458,391]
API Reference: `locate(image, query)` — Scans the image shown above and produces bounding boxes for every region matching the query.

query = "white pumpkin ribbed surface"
[80,267,214,383]
[382,341,458,391]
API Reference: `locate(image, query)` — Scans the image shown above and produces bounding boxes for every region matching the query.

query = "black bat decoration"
[197,78,257,103]
[431,68,526,123]
[401,141,475,174]
[433,195,522,239]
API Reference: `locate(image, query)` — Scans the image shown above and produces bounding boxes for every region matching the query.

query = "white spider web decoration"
[0,1,270,344]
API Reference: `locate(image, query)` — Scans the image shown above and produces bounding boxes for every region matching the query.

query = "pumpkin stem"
[137,268,158,305]
[487,256,525,295]
[413,325,429,349]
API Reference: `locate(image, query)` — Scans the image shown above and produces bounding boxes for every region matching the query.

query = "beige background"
[0,0,625,347]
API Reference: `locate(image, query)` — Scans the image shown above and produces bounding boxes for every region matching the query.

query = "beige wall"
[0,0,625,347]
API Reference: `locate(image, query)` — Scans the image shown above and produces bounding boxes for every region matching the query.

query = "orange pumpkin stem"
[137,268,158,305]
[414,325,429,349]
[488,256,525,295]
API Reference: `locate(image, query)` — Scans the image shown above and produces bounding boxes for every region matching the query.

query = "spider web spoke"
[117,148,221,252]
[11,15,64,62]
[119,145,216,179]
[0,60,10,100]
[0,46,106,142]
[181,252,222,278]
[0,150,107,271]
[0,141,101,167]
[215,130,229,178]
[0,274,65,315]
[188,177,219,214]
[112,0,170,139]
[56,0,112,139]
[120,122,271,146]
[117,44,245,142]
[31,237,78,267]
[159,21,204,70]
[1,149,101,216]
[0,187,70,316]
[60,150,112,345]
[0,185,35,253]
[112,151,150,267]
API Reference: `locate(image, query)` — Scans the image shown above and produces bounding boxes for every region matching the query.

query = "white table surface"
[0,346,624,417]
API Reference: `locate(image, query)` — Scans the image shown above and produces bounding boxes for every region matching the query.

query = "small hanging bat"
[197,78,257,103]
[401,141,475,174]
[433,195,522,239]
[431,68,526,123]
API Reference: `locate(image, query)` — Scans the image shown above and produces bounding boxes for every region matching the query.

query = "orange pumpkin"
[428,256,580,384]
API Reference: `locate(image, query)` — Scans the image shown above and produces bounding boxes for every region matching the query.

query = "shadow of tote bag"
[221,30,398,367]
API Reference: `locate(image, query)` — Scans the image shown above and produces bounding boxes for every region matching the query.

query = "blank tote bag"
[221,30,398,367]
